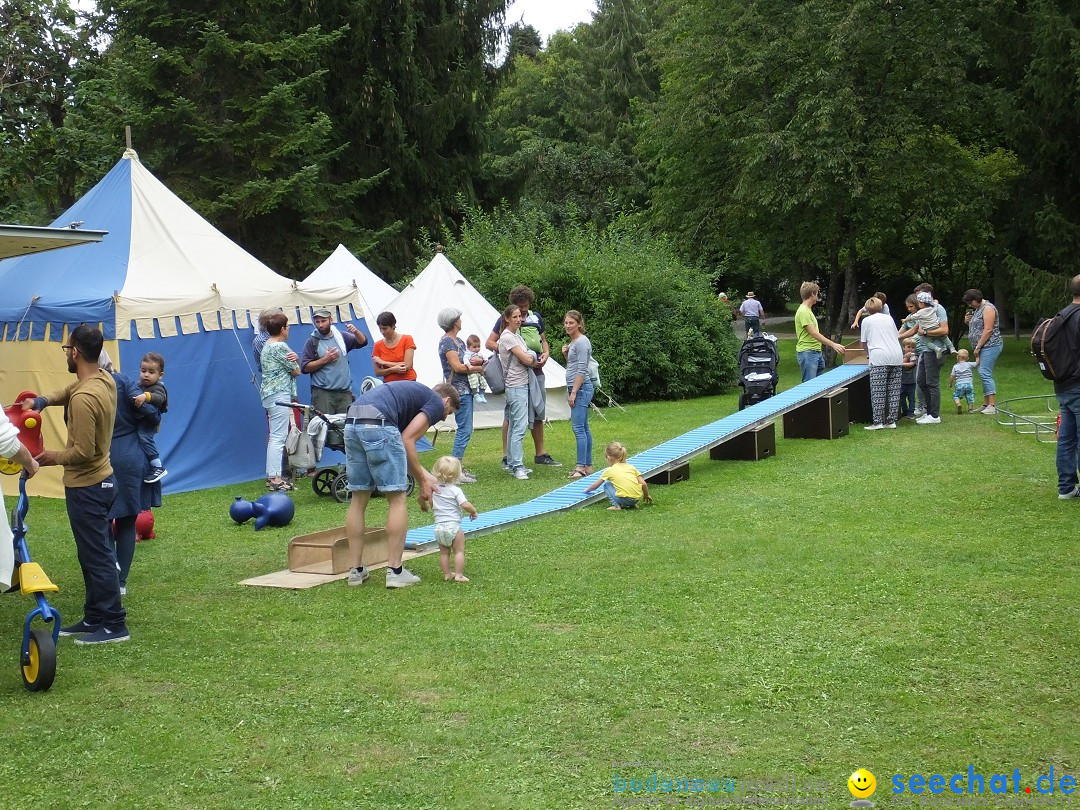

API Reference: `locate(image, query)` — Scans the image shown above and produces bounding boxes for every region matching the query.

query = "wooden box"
[288,526,387,575]
[843,340,869,364]
[783,388,849,439]
[646,463,690,486]
[710,422,776,462]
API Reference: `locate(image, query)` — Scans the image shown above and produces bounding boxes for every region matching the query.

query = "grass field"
[1,339,1076,809]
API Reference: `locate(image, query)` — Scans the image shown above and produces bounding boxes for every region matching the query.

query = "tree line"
[3,0,1077,345]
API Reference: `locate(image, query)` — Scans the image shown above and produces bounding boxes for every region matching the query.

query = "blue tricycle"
[6,473,61,691]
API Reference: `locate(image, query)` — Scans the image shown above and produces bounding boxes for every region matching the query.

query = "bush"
[419,206,739,401]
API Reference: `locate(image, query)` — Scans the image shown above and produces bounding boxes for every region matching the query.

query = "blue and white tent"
[0,150,372,498]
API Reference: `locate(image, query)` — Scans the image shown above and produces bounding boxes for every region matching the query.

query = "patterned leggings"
[869,365,903,425]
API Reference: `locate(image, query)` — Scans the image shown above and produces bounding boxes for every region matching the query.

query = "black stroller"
[737,334,780,410]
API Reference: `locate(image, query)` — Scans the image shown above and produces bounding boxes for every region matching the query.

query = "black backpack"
[1031,303,1080,381]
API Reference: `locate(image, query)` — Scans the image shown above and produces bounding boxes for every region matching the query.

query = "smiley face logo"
[848,769,877,799]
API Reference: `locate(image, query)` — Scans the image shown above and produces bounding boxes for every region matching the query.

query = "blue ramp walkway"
[405,363,869,549]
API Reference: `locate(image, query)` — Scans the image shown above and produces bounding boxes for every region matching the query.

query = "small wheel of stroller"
[21,628,56,692]
[738,392,748,411]
[405,475,415,496]
[332,471,352,503]
[312,468,337,497]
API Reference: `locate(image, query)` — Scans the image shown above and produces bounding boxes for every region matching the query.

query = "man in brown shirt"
[31,325,129,644]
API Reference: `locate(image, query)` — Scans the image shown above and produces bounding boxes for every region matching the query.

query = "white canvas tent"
[383,253,569,430]
[304,244,397,339]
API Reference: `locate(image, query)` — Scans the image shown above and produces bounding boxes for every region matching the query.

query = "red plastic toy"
[135,510,156,542]
[2,391,43,475]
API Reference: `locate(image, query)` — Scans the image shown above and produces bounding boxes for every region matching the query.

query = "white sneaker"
[864,423,885,431]
[458,470,477,484]
[1058,487,1080,500]
[915,414,941,424]
[913,409,926,418]
[386,568,421,588]
[513,467,530,480]
[884,423,897,429]
[347,567,369,586]
[981,405,997,415]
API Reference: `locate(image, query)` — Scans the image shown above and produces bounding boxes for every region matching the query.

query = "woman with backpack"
[562,310,595,479]
[963,289,1003,415]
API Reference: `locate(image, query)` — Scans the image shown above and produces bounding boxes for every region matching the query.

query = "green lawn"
[1,339,1075,809]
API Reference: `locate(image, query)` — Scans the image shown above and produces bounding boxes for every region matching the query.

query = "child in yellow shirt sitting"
[584,441,653,511]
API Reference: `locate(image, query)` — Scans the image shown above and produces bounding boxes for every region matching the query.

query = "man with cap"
[738,291,765,339]
[300,308,369,417]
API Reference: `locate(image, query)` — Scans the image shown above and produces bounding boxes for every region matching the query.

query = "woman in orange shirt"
[371,311,417,382]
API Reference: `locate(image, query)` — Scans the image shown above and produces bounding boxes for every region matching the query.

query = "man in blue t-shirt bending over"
[343,380,459,589]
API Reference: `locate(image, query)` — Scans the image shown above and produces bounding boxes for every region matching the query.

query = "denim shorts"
[434,521,461,547]
[344,423,408,492]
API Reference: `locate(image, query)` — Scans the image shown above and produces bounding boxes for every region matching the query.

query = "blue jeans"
[1056,386,1080,495]
[344,423,408,492]
[262,392,291,478]
[452,390,473,461]
[977,343,1002,397]
[570,379,594,467]
[65,476,125,630]
[505,385,530,470]
[797,350,825,382]
[602,481,638,509]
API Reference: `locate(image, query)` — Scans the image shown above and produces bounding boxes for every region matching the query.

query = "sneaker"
[534,453,562,467]
[864,423,885,431]
[458,470,478,484]
[143,466,168,484]
[500,457,510,471]
[74,626,131,645]
[59,619,99,637]
[981,405,997,415]
[347,567,369,586]
[956,403,963,414]
[913,409,926,418]
[386,568,421,588]
[884,422,898,429]
[1058,487,1080,500]
[475,393,487,403]
[513,467,530,480]
[915,414,941,424]
[120,586,127,597]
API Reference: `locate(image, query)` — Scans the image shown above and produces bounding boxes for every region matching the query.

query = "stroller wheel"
[405,475,415,496]
[312,468,337,497]
[331,471,352,503]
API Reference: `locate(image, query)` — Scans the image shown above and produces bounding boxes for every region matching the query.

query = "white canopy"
[305,244,397,338]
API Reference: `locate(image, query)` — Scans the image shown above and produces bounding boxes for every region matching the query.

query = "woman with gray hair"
[437,307,480,483]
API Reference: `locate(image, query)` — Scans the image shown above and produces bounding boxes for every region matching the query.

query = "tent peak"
[122,148,140,162]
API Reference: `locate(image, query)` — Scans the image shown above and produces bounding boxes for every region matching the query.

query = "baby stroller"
[737,333,780,410]
[282,402,428,502]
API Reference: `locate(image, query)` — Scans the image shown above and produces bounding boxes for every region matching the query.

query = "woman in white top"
[859,296,904,430]
[0,410,39,591]
[497,304,540,480]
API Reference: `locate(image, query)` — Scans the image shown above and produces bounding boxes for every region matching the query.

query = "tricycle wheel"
[312,468,337,497]
[21,628,56,692]
[332,472,352,503]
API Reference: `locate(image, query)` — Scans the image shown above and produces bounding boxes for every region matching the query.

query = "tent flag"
[382,253,569,431]
[0,150,370,498]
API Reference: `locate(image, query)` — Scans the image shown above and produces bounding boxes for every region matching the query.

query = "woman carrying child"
[563,310,595,479]
[584,441,653,511]
[431,456,478,582]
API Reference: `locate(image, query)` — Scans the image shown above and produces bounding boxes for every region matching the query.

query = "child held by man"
[584,441,653,511]
[133,352,169,483]
[431,456,478,582]
[949,349,977,414]
[902,292,955,359]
